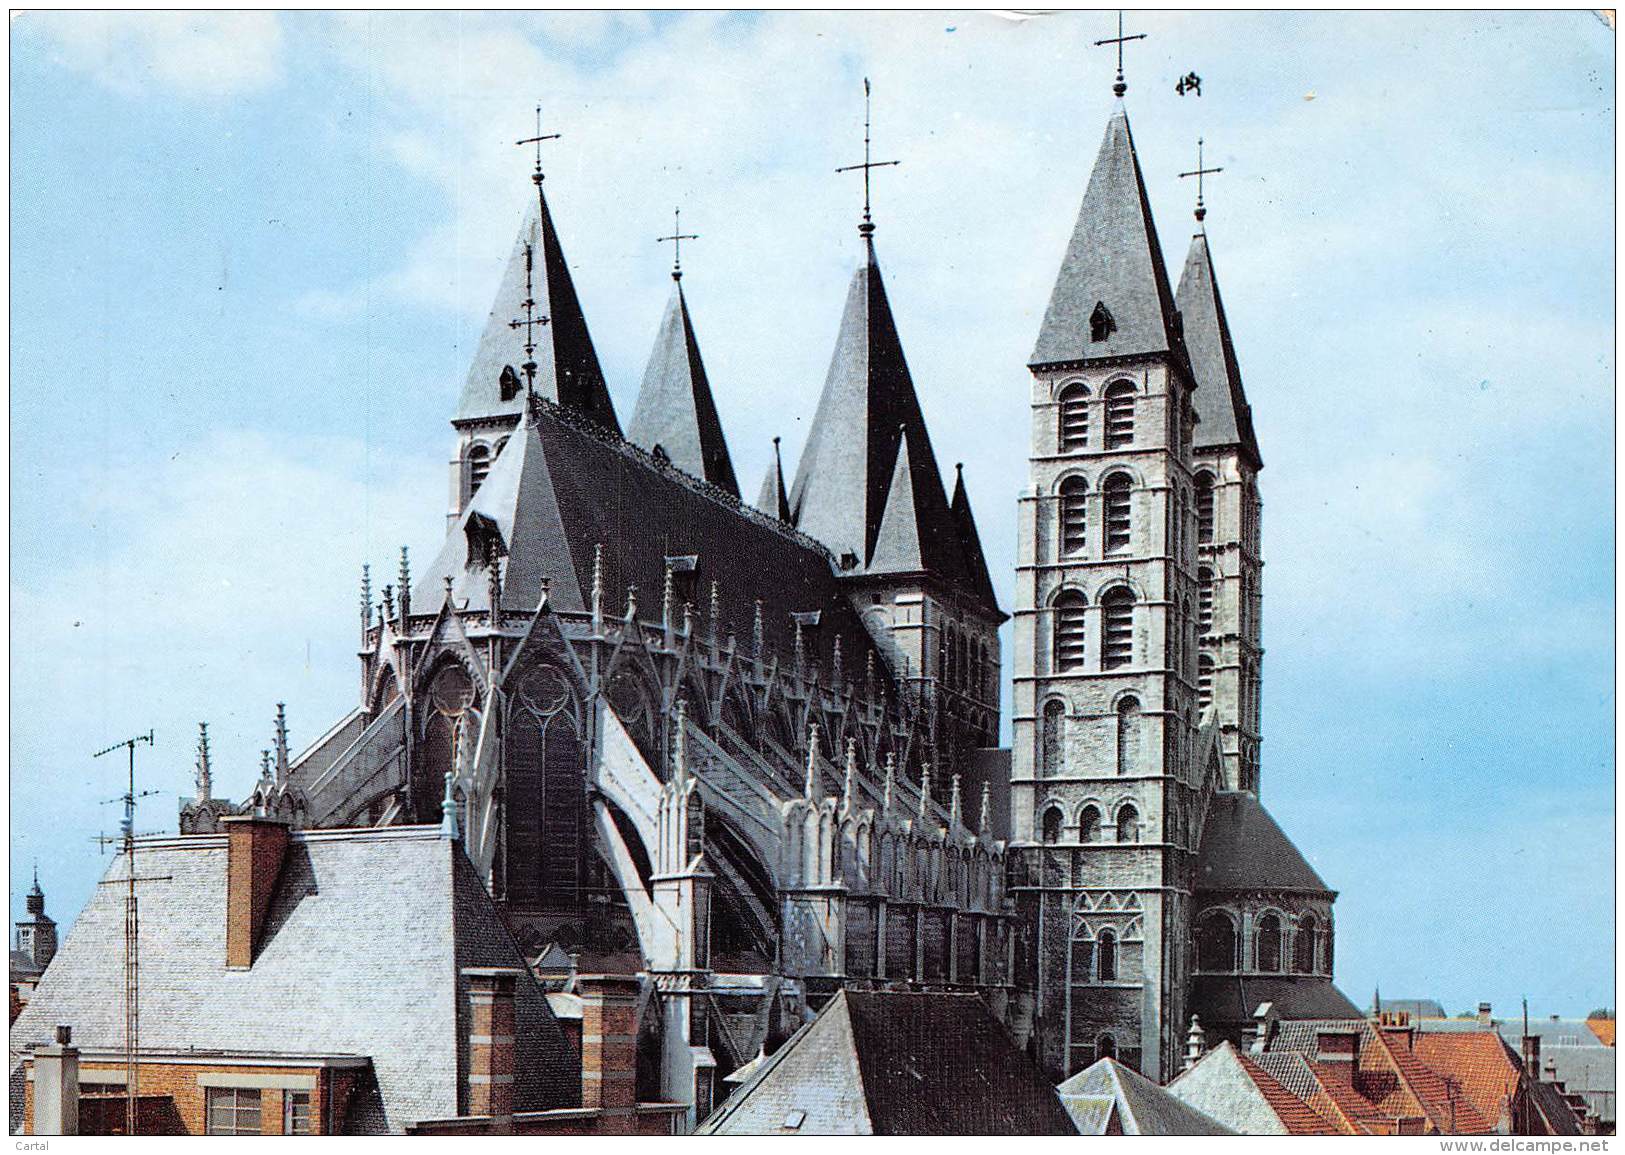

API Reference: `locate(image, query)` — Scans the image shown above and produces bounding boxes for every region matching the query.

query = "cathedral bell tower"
[1009,98,1204,1082]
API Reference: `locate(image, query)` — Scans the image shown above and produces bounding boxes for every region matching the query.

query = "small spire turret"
[195,722,213,803]
[360,564,372,634]
[882,752,896,817]
[398,546,412,620]
[273,703,290,781]
[673,699,689,785]
[918,765,932,827]
[978,781,992,838]
[804,725,820,801]
[591,543,605,629]
[841,738,858,814]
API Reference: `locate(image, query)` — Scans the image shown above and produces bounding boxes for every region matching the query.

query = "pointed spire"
[398,546,412,620]
[949,772,963,829]
[28,862,42,900]
[627,271,740,497]
[591,543,605,630]
[882,752,896,818]
[950,464,1002,613]
[662,560,676,632]
[273,703,289,781]
[978,781,992,838]
[673,699,689,785]
[752,599,765,660]
[456,138,620,434]
[1030,108,1187,371]
[804,725,820,800]
[918,765,932,827]
[1177,231,1263,468]
[788,240,968,587]
[359,564,372,634]
[756,437,792,522]
[195,722,213,804]
[841,738,859,813]
[440,771,461,840]
[867,433,926,576]
[382,584,395,623]
[259,750,274,784]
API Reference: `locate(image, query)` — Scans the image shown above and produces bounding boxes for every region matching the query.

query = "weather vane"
[1094,11,1147,98]
[1179,137,1224,224]
[836,78,901,238]
[657,207,699,281]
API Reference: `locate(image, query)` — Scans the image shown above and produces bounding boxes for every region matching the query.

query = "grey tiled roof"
[627,281,740,498]
[1195,792,1333,895]
[1059,1057,1234,1134]
[457,190,620,434]
[701,990,1077,1135]
[1029,109,1188,371]
[1177,232,1262,468]
[9,828,575,1133]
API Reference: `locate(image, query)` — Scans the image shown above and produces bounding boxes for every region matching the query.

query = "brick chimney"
[1477,1001,1493,1028]
[462,967,521,1131]
[222,816,291,969]
[31,1025,79,1136]
[1522,1033,1541,1078]
[1380,1010,1416,1050]
[578,974,641,1134]
[1315,1028,1362,1084]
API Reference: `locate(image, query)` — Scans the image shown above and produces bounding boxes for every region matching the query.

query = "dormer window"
[1090,301,1115,343]
[499,364,522,402]
[665,554,699,608]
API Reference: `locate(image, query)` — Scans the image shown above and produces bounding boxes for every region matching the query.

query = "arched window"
[1116,802,1141,843]
[1294,914,1318,975]
[1078,805,1101,843]
[1196,912,1238,972]
[1053,591,1088,672]
[1198,566,1215,635]
[467,443,492,495]
[1198,654,1215,711]
[1097,928,1118,982]
[1041,805,1063,844]
[1059,476,1088,555]
[1196,472,1216,543]
[1041,699,1065,772]
[1101,588,1135,669]
[1097,1034,1118,1063]
[1102,474,1132,554]
[1115,695,1141,775]
[1256,913,1284,973]
[1104,381,1136,448]
[1058,382,1089,451]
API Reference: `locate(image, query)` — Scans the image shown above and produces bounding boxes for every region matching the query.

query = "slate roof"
[788,240,976,597]
[1059,1057,1234,1134]
[756,437,792,522]
[416,396,887,671]
[699,990,1076,1135]
[8,950,42,979]
[1030,108,1189,372]
[1195,791,1333,895]
[626,280,740,497]
[1375,997,1448,1019]
[456,189,620,435]
[9,828,576,1133]
[1191,975,1362,1028]
[1176,231,1263,468]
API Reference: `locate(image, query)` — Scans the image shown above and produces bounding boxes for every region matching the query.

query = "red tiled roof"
[1369,1030,1494,1134]
[1236,1052,1338,1135]
[1414,1032,1521,1128]
[1587,1018,1616,1047]
[1306,1062,1391,1133]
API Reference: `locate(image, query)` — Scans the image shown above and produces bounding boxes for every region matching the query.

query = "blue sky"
[10,11,1614,1016]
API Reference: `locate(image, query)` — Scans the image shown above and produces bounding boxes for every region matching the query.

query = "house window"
[1104,381,1135,448]
[1115,696,1141,776]
[1102,474,1132,554]
[1041,805,1064,844]
[1101,588,1135,669]
[1198,654,1214,711]
[1041,699,1065,772]
[1078,805,1102,843]
[285,1091,313,1135]
[1196,472,1216,543]
[206,1087,263,1136]
[1116,803,1141,843]
[1097,929,1118,982]
[1058,383,1090,451]
[1059,477,1088,555]
[1294,915,1317,975]
[1196,912,1237,972]
[1257,913,1284,973]
[1053,591,1088,672]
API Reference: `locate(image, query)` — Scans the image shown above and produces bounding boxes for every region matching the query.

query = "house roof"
[1176,231,1262,468]
[1251,1051,1371,1133]
[9,827,576,1133]
[1195,792,1333,895]
[1366,1027,1495,1134]
[1059,1057,1233,1134]
[787,240,978,599]
[1168,1041,1335,1136]
[1413,1032,1522,1128]
[1030,108,1188,371]
[8,950,42,979]
[626,280,740,497]
[699,990,1077,1135]
[456,189,620,435]
[1587,1018,1616,1047]
[1234,1050,1340,1135]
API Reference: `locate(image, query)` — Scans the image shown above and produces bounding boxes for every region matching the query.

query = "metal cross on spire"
[507,239,550,396]
[1095,11,1147,98]
[516,104,561,190]
[1179,136,1224,224]
[836,78,900,238]
[656,207,699,282]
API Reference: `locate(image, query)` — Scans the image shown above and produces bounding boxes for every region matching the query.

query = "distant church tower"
[14,867,57,973]
[1009,103,1204,1082]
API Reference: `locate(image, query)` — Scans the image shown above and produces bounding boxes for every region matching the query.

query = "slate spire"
[789,239,968,588]
[1176,231,1263,469]
[757,436,791,522]
[628,279,740,496]
[457,187,620,435]
[1030,109,1187,370]
[949,463,1001,612]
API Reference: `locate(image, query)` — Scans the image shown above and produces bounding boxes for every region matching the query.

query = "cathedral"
[176,82,1357,1118]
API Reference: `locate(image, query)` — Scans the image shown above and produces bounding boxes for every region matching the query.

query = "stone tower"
[1176,231,1264,793]
[14,867,57,972]
[1009,105,1204,1082]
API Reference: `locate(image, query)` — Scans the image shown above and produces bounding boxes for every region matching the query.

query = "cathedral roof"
[626,280,740,497]
[456,188,620,435]
[1195,792,1333,895]
[1030,108,1188,371]
[950,464,1003,615]
[1177,231,1263,468]
[788,240,975,594]
[1190,975,1363,1030]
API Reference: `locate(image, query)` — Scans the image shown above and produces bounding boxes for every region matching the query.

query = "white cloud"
[22,11,284,97]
